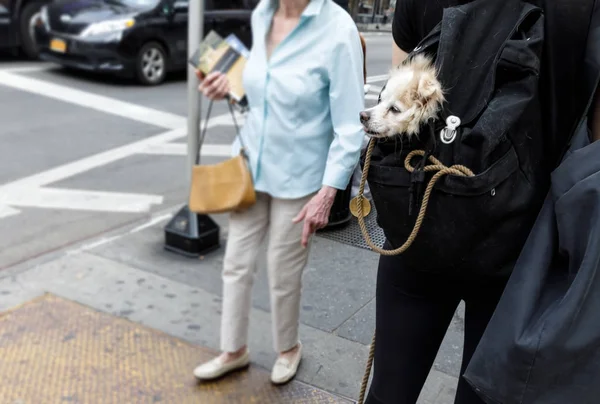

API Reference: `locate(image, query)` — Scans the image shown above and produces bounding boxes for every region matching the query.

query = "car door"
[0,0,12,47]
[167,0,252,67]
[167,0,217,68]
[168,0,189,67]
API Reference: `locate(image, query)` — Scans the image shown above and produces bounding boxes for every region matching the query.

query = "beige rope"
[356,139,474,404]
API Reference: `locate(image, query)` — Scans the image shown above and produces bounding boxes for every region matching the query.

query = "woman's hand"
[197,70,230,101]
[292,186,338,248]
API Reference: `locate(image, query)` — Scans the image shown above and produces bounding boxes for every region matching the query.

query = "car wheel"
[136,42,167,86]
[20,2,43,59]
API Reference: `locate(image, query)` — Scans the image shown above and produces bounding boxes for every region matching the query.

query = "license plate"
[50,38,67,53]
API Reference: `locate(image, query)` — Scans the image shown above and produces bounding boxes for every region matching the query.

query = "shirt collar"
[256,0,326,18]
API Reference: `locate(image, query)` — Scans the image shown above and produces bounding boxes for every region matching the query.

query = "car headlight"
[79,18,135,38]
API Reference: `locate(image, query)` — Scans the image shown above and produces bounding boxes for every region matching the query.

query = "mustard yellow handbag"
[189,100,256,214]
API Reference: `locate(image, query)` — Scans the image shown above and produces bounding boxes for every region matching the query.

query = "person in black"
[363,4,507,404]
[365,1,594,404]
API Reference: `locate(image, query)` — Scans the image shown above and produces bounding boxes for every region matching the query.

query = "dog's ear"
[416,72,442,103]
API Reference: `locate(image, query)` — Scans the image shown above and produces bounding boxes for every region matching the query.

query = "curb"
[359,29,392,33]
[356,23,392,33]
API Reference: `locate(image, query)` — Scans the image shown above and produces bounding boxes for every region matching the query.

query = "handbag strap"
[196,98,246,165]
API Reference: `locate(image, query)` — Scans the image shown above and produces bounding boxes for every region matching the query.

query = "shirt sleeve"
[322,22,366,191]
[392,0,418,53]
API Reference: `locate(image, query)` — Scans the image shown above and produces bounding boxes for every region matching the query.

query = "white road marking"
[0,71,185,129]
[1,64,56,73]
[0,205,20,219]
[66,210,173,255]
[0,114,229,218]
[1,188,163,213]
[139,143,232,157]
[0,113,230,192]
[130,213,173,233]
[1,127,183,191]
[361,32,391,38]
[367,75,389,84]
[65,234,124,256]
[0,66,238,219]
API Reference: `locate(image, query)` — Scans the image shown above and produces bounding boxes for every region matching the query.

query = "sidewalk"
[0,206,461,403]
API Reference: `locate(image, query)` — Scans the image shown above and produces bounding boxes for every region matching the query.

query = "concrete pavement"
[0,206,461,403]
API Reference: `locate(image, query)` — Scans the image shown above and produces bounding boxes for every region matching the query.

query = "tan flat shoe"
[193,350,250,380]
[271,342,302,385]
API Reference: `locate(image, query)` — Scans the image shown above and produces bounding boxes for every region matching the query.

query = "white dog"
[360,54,445,138]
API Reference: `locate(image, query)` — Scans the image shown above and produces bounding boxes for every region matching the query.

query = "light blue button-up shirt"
[233,0,365,199]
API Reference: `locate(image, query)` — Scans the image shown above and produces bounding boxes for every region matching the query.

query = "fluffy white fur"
[360,54,445,138]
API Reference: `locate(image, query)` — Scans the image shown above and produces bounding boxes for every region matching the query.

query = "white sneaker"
[271,342,302,385]
[193,350,250,380]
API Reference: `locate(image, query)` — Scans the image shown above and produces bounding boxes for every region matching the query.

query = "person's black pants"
[365,253,508,404]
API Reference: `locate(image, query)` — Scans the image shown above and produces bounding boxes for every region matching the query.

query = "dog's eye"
[390,106,401,113]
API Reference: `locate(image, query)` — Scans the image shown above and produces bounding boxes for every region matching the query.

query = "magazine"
[189,30,249,103]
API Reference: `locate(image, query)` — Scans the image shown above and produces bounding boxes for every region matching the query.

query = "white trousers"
[220,192,314,353]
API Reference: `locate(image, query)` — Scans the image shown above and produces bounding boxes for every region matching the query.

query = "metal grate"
[317,206,386,251]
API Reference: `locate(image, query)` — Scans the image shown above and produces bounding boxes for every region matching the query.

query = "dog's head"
[360,54,444,139]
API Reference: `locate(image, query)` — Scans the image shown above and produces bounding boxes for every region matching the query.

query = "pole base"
[164,205,220,257]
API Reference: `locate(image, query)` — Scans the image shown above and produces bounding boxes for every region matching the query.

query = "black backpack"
[362,0,584,276]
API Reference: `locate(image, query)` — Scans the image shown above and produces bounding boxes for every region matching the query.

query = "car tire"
[135,42,168,86]
[19,2,43,59]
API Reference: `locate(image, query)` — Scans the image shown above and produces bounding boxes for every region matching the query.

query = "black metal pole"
[164,0,221,258]
[371,0,379,23]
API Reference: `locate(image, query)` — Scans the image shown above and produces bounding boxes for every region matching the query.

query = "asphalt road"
[0,32,392,270]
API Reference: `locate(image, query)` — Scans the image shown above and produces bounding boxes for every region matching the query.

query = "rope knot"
[354,140,476,258]
[404,149,475,177]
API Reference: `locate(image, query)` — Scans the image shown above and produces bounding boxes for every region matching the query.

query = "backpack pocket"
[367,145,539,275]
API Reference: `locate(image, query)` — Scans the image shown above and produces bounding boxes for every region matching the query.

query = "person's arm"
[392,42,409,66]
[321,25,365,193]
[293,23,365,246]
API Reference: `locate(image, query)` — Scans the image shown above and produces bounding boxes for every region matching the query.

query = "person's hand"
[197,70,230,101]
[292,186,338,248]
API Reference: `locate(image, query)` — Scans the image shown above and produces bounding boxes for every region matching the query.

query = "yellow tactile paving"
[0,294,351,404]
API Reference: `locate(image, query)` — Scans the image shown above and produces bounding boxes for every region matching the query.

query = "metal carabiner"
[440,115,461,144]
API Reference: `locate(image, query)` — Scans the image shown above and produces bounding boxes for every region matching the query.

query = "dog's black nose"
[360,111,370,123]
